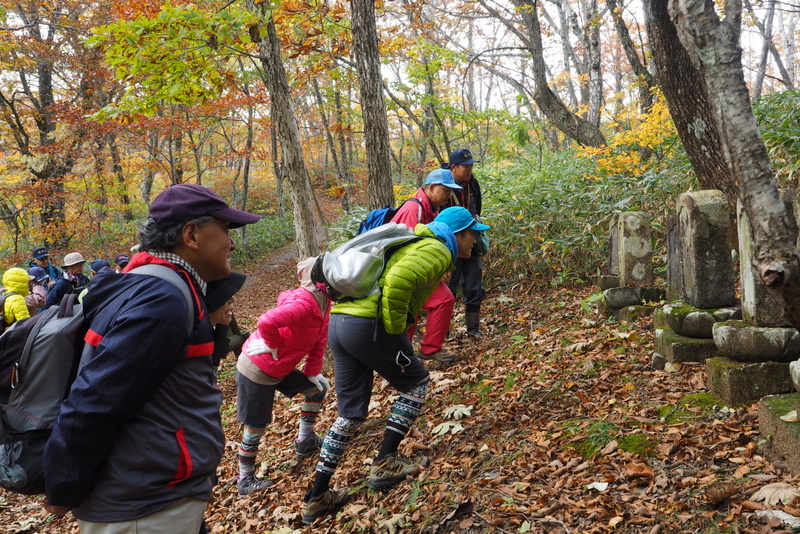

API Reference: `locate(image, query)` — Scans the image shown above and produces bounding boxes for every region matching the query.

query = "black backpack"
[0,265,192,495]
[0,290,20,329]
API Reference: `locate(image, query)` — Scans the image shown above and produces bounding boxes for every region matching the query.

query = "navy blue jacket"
[44,257,224,522]
[45,272,90,308]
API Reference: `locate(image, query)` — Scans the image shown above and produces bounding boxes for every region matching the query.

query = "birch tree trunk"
[670,0,800,327]
[246,5,319,258]
[509,0,606,147]
[351,0,395,208]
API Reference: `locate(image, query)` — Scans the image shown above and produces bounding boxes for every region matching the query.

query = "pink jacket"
[242,287,331,379]
[391,188,437,226]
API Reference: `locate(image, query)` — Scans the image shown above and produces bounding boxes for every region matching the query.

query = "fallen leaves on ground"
[5,256,800,533]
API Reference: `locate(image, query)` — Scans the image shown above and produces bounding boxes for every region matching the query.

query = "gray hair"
[138,215,214,252]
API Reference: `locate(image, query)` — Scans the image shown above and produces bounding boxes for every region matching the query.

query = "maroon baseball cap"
[149,184,260,229]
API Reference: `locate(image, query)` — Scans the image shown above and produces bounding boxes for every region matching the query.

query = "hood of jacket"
[3,267,30,296]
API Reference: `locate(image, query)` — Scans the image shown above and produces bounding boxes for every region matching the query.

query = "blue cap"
[434,206,490,233]
[32,247,50,259]
[425,168,462,189]
[449,148,480,165]
[91,259,110,273]
[27,266,49,282]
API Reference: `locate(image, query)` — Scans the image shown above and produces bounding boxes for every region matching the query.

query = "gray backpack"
[311,223,423,302]
[0,265,192,495]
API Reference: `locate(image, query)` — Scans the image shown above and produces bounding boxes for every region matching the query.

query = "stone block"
[677,190,735,309]
[655,326,719,363]
[653,308,668,330]
[603,287,642,309]
[738,192,796,327]
[707,357,793,405]
[666,213,684,301]
[662,302,741,339]
[618,212,653,287]
[713,321,800,363]
[612,305,656,322]
[597,275,620,290]
[608,213,620,276]
[759,393,800,473]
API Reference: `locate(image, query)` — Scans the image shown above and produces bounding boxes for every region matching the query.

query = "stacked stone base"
[759,394,800,473]
[599,287,665,322]
[707,358,793,405]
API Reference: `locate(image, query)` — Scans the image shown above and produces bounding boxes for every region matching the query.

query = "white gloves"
[248,338,279,361]
[308,374,331,392]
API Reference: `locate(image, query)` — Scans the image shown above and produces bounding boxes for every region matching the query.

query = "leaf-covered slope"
[2,262,797,534]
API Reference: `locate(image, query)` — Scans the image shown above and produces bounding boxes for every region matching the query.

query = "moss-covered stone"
[713,321,800,362]
[655,326,718,363]
[707,357,793,405]
[759,393,800,473]
[658,392,726,424]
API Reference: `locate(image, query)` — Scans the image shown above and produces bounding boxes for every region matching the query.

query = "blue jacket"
[45,271,90,308]
[43,256,224,522]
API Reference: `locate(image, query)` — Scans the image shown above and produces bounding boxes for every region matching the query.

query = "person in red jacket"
[233,257,333,497]
[391,168,462,362]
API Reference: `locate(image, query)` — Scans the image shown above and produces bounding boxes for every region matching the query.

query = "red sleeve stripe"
[84,329,103,347]
[186,342,214,358]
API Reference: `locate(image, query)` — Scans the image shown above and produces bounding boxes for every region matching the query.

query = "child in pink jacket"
[235,257,332,497]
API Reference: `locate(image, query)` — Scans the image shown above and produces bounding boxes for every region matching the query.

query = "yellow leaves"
[576,89,678,180]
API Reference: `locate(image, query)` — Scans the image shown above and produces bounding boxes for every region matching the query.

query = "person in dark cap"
[43,183,260,532]
[25,266,49,315]
[442,148,488,338]
[113,253,130,273]
[90,260,112,277]
[205,272,248,367]
[30,246,62,290]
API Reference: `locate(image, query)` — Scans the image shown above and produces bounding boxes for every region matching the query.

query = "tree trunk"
[670,0,800,328]
[509,0,606,147]
[247,7,319,257]
[606,0,656,114]
[351,0,395,208]
[644,0,735,204]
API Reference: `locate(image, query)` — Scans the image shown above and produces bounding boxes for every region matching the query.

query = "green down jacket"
[331,223,454,335]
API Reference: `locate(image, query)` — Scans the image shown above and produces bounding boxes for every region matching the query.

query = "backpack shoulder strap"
[130,265,194,334]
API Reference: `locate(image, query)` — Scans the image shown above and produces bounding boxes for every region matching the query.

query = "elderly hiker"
[43,183,260,533]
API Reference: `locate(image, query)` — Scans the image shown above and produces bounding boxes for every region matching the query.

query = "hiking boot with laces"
[369,453,430,490]
[416,349,457,363]
[302,488,352,524]
[295,433,323,460]
[237,473,274,497]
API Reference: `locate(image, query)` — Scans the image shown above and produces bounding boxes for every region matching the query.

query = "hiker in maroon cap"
[44,183,259,532]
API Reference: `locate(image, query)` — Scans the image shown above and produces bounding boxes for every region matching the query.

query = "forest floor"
[3,234,800,533]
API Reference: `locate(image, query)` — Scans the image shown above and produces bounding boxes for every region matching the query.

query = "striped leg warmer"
[238,424,266,478]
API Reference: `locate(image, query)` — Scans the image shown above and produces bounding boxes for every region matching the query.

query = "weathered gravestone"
[654,191,736,368]
[712,191,798,404]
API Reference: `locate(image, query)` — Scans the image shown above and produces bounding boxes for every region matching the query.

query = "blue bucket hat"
[425,168,462,190]
[434,206,490,233]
